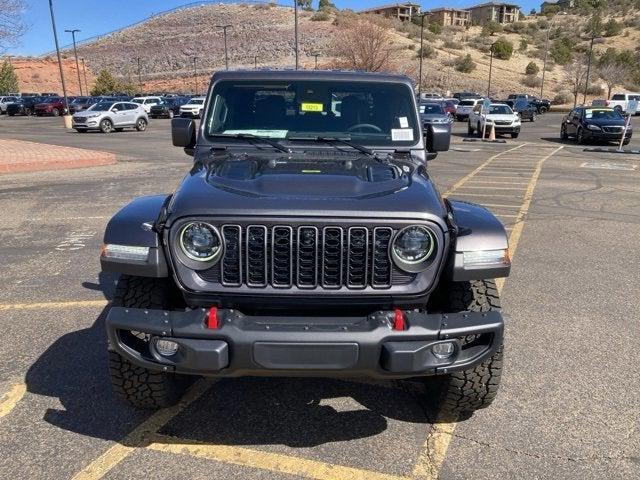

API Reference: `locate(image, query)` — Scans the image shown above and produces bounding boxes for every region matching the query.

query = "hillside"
[11,58,94,96]
[24,2,640,103]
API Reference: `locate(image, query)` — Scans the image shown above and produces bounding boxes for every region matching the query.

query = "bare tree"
[564,57,588,107]
[329,15,397,72]
[598,62,629,99]
[0,0,25,53]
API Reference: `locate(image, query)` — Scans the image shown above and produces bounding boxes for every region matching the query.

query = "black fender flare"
[101,195,170,277]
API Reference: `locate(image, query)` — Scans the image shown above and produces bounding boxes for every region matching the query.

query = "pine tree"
[0,60,19,94]
[90,69,120,95]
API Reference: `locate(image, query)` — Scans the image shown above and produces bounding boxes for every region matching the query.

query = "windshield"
[459,100,475,106]
[132,98,143,104]
[488,105,513,115]
[420,103,444,114]
[88,102,114,111]
[204,80,419,146]
[514,100,529,108]
[189,99,205,105]
[584,109,623,119]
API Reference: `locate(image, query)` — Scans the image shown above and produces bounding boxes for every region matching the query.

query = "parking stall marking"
[415,144,563,479]
[0,382,26,419]
[0,300,108,311]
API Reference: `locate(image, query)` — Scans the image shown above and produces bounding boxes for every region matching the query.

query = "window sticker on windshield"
[300,102,324,113]
[398,116,409,128]
[391,128,414,142]
[223,129,288,139]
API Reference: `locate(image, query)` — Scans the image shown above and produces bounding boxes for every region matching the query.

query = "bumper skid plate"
[106,307,503,378]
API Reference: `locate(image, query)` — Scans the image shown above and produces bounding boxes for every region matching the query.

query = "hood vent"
[367,165,397,182]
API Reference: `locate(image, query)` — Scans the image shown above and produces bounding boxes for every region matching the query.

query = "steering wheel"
[348,123,382,133]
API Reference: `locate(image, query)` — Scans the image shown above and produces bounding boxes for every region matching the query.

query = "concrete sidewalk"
[0,138,116,174]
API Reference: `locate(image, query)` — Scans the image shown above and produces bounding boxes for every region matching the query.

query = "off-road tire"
[539,106,548,114]
[560,124,568,140]
[108,275,193,409]
[477,122,483,138]
[467,122,474,135]
[511,132,519,138]
[425,280,504,421]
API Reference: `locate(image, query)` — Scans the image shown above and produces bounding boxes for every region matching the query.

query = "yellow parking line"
[0,300,108,311]
[0,382,26,418]
[148,434,409,480]
[477,203,521,208]
[448,193,523,198]
[466,180,529,185]
[473,175,530,179]
[455,186,526,190]
[70,379,215,480]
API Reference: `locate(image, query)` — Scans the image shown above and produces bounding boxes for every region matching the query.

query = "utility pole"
[136,57,142,93]
[193,56,198,95]
[216,25,232,70]
[583,33,596,105]
[487,42,495,98]
[309,52,320,69]
[540,12,566,99]
[418,13,426,97]
[254,56,258,69]
[48,0,69,122]
[65,28,83,95]
[81,58,89,94]
[294,0,299,70]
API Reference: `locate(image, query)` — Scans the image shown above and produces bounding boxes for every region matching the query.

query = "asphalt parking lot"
[0,113,638,479]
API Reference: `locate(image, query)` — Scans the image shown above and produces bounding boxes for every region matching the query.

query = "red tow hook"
[392,308,406,331]
[206,306,219,329]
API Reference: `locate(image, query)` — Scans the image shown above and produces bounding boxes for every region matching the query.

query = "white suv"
[131,96,162,113]
[0,96,19,114]
[607,93,640,115]
[468,103,521,139]
[455,98,483,121]
[179,97,206,118]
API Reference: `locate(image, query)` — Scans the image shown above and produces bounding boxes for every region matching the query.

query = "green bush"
[604,19,622,37]
[455,54,476,73]
[550,37,574,65]
[491,37,513,60]
[0,60,19,94]
[482,21,503,36]
[525,61,540,75]
[553,91,573,104]
[428,22,442,35]
[519,38,528,51]
[444,39,463,50]
[310,10,330,21]
[523,75,542,88]
[417,44,437,58]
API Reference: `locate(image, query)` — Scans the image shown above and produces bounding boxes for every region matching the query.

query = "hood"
[487,114,518,121]
[73,110,105,118]
[585,116,626,126]
[421,113,449,121]
[168,151,447,224]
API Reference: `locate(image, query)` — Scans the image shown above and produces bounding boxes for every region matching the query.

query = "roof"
[467,2,521,9]
[427,7,471,13]
[210,69,414,87]
[358,2,421,13]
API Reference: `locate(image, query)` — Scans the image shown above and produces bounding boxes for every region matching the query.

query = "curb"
[0,154,116,174]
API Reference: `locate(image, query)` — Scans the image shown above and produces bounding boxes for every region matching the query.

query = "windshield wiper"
[209,133,290,153]
[287,135,379,157]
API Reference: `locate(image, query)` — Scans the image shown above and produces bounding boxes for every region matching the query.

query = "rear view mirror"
[171,118,196,155]
[425,123,451,155]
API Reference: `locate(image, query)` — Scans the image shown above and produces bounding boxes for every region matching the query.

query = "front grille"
[73,117,86,124]
[602,126,623,133]
[200,224,413,290]
[493,120,511,125]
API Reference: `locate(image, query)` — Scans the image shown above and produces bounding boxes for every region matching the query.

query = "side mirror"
[424,123,451,156]
[171,118,196,155]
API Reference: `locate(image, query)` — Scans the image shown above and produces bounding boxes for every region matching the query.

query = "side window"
[112,103,122,111]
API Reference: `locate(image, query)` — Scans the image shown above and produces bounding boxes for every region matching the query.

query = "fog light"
[432,341,456,359]
[155,339,179,356]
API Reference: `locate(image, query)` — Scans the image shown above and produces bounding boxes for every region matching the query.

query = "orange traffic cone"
[488,123,496,141]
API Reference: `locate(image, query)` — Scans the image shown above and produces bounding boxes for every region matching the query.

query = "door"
[122,103,138,125]
[110,103,129,126]
[566,109,579,135]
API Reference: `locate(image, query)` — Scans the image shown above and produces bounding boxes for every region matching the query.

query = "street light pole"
[193,56,198,95]
[418,13,425,97]
[216,25,232,70]
[583,33,596,105]
[81,58,89,94]
[136,57,142,93]
[254,56,258,69]
[294,0,299,70]
[65,28,83,95]
[487,43,495,98]
[48,0,69,120]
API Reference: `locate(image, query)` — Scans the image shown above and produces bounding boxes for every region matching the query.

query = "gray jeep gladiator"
[101,70,510,419]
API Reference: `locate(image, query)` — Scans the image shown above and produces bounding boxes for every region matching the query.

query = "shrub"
[455,54,476,73]
[310,10,330,21]
[550,37,574,65]
[417,44,437,58]
[604,19,622,37]
[491,37,513,60]
[523,75,542,88]
[519,38,528,52]
[482,21,503,36]
[428,22,442,35]
[584,84,604,95]
[525,61,540,75]
[553,91,573,104]
[443,39,463,50]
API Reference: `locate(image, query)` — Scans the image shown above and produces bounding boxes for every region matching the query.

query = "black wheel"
[622,138,630,146]
[576,127,584,144]
[52,108,60,117]
[467,122,474,135]
[8,112,15,116]
[530,113,536,122]
[539,106,548,114]
[108,275,193,409]
[100,118,113,133]
[424,280,503,421]
[135,117,148,131]
[477,122,483,138]
[511,132,519,138]
[168,110,175,119]
[560,124,568,140]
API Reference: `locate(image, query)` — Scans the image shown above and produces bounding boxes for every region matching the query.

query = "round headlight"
[391,225,436,272]
[179,222,222,262]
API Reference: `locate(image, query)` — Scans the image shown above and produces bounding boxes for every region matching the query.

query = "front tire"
[511,132,519,138]
[467,122,474,135]
[477,122,483,138]
[52,108,60,117]
[576,127,584,144]
[108,275,193,409]
[135,118,148,131]
[424,280,504,421]
[100,118,113,133]
[560,124,568,140]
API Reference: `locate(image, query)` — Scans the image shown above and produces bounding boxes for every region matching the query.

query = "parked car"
[455,98,483,121]
[131,96,162,113]
[437,99,457,116]
[528,96,551,114]
[68,96,96,114]
[468,103,521,138]
[6,96,43,116]
[179,96,206,118]
[149,97,190,119]
[606,93,640,115]
[560,106,632,145]
[100,70,509,422]
[0,96,19,114]
[34,97,68,116]
[72,100,148,133]
[420,102,454,127]
[453,91,482,101]
[509,99,537,122]
[418,92,442,100]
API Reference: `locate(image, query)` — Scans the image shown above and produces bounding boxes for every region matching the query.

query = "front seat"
[254,96,286,129]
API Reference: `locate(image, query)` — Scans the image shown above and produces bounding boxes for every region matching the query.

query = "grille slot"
[221,225,241,286]
[322,227,344,288]
[372,227,393,288]
[297,227,318,288]
[271,226,293,288]
[347,227,368,288]
[246,225,268,287]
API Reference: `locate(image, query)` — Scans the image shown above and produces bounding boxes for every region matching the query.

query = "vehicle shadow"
[24,306,441,448]
[81,271,119,301]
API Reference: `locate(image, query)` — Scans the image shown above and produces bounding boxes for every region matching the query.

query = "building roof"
[358,2,421,13]
[467,2,521,9]
[427,7,471,13]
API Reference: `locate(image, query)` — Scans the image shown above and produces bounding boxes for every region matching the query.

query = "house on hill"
[358,2,421,21]
[467,2,521,24]
[426,8,471,27]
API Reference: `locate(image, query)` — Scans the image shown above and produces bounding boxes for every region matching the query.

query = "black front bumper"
[584,129,632,141]
[106,307,503,378]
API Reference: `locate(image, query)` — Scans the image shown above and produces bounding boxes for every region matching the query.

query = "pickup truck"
[606,93,640,115]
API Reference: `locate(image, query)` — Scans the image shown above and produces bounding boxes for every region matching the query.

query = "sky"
[6,0,538,56]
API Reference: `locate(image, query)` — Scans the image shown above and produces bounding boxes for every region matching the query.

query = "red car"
[439,100,457,116]
[34,97,68,116]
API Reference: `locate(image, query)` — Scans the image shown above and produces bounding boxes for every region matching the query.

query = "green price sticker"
[300,102,324,112]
